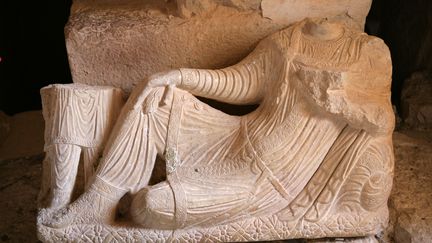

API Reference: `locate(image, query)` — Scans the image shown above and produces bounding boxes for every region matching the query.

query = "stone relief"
[38,84,124,209]
[37,19,394,242]
[66,0,373,92]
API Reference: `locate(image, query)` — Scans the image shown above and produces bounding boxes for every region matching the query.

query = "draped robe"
[95,20,394,229]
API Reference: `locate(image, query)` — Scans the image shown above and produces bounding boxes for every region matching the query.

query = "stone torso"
[244,24,369,163]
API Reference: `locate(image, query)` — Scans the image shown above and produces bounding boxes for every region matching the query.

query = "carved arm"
[178,41,275,105]
[132,39,278,112]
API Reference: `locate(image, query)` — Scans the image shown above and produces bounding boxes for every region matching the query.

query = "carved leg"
[45,90,170,228]
[82,147,101,188]
[48,144,82,209]
[48,176,127,228]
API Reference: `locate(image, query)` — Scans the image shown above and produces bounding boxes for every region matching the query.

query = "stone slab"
[65,0,371,92]
[387,131,432,243]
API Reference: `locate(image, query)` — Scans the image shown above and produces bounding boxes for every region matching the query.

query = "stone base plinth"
[37,208,386,242]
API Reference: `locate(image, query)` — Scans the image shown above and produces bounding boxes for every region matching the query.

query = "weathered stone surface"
[38,84,124,209]
[0,154,43,243]
[66,4,274,93]
[0,111,44,160]
[176,0,217,18]
[387,131,432,243]
[66,0,371,92]
[261,0,372,29]
[2,127,430,242]
[401,71,432,128]
[38,19,394,242]
[176,0,263,17]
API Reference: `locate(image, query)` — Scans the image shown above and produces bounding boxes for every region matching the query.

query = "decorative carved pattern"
[38,210,387,242]
[38,19,394,242]
[38,84,124,208]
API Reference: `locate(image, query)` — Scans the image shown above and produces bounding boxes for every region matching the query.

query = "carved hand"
[134,70,181,113]
[146,70,182,88]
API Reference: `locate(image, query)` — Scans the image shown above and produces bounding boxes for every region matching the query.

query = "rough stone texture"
[400,71,432,128]
[38,19,394,242]
[261,0,372,29]
[66,1,277,93]
[0,154,43,243]
[386,130,432,243]
[65,0,372,92]
[175,0,263,18]
[0,111,44,160]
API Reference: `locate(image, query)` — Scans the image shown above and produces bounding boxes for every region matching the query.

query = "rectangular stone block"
[65,0,371,92]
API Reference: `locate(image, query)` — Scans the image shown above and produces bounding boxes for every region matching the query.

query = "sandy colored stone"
[176,0,216,18]
[176,0,263,17]
[65,0,371,93]
[387,131,432,243]
[38,19,394,242]
[66,2,276,93]
[3,129,431,242]
[400,71,432,129]
[261,0,372,29]
[38,84,125,209]
[0,111,44,160]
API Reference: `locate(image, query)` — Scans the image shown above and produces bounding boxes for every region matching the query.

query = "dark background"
[0,0,431,115]
[0,0,73,115]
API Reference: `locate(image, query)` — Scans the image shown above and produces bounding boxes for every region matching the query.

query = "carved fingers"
[142,86,175,113]
[147,70,182,88]
[134,70,181,113]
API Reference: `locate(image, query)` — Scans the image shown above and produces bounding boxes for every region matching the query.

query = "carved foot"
[43,176,127,228]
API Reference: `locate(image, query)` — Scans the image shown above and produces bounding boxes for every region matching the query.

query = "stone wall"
[65,0,371,92]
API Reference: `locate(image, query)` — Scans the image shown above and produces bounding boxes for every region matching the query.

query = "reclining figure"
[38,18,394,242]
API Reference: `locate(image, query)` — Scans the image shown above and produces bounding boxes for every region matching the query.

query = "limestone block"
[176,0,216,18]
[176,0,262,17]
[261,0,372,29]
[38,19,394,242]
[65,0,372,92]
[389,132,432,243]
[223,0,262,11]
[401,71,432,128]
